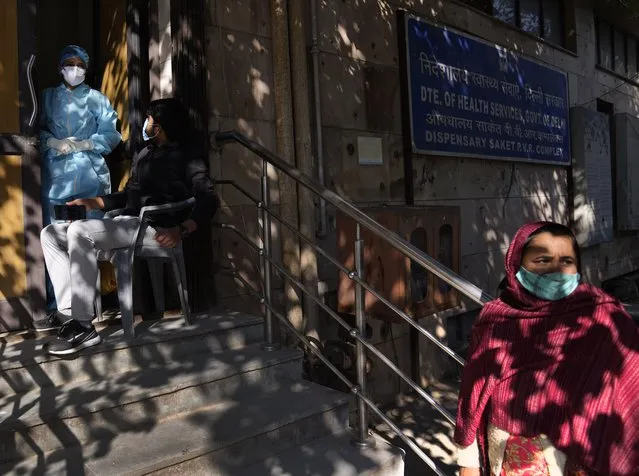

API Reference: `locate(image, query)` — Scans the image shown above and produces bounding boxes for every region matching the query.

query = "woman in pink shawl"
[455,222,639,475]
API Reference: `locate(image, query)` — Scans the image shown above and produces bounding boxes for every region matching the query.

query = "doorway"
[0,0,209,329]
[0,0,133,331]
[37,0,130,164]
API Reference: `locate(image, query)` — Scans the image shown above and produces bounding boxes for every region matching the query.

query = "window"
[493,0,516,25]
[542,0,563,45]
[615,30,626,75]
[598,22,613,70]
[520,0,541,35]
[597,19,639,81]
[629,39,638,77]
[488,0,564,45]
[463,0,494,14]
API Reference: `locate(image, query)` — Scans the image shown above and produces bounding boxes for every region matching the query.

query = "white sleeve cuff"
[456,439,481,468]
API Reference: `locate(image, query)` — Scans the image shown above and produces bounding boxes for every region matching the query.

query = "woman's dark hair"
[523,223,581,272]
[146,98,189,144]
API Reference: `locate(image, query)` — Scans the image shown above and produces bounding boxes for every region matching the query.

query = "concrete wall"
[205,0,639,400]
[206,0,283,315]
[149,0,174,100]
[313,0,639,293]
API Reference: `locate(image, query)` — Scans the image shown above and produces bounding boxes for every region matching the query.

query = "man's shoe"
[32,311,69,332]
[45,320,101,356]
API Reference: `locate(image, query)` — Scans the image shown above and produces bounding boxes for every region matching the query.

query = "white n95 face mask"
[61,66,86,87]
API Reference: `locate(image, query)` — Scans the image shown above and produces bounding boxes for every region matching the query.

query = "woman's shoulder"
[477,298,513,319]
[575,283,621,306]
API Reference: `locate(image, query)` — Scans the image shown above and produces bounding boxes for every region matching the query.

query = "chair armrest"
[104,208,126,219]
[138,197,196,222]
[133,197,196,249]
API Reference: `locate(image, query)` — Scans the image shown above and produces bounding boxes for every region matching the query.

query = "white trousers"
[40,217,158,324]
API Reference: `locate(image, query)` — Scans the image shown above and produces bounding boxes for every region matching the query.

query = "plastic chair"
[95,197,196,338]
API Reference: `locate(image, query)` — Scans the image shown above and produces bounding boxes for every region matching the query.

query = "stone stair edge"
[0,312,265,371]
[0,344,303,429]
[0,380,352,476]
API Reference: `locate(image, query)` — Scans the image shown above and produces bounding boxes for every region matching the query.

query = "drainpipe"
[269,0,304,338]
[310,0,327,238]
[288,0,320,340]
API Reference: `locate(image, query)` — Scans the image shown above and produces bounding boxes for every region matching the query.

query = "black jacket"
[101,143,216,228]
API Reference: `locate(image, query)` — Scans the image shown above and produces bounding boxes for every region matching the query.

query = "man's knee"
[67,221,94,247]
[41,223,66,249]
[40,224,54,243]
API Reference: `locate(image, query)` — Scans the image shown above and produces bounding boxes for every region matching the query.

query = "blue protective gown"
[39,82,121,312]
[40,83,122,224]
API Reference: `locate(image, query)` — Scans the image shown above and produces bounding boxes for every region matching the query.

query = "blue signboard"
[403,14,571,165]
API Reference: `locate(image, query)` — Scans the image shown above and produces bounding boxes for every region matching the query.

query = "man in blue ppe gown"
[36,45,121,331]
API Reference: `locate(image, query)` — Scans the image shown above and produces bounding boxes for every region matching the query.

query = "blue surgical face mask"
[142,118,158,142]
[516,266,580,301]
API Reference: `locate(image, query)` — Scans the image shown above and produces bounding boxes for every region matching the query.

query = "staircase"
[0,130,492,475]
[0,313,404,475]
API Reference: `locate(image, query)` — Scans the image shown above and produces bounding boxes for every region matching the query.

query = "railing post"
[260,168,278,351]
[353,224,374,448]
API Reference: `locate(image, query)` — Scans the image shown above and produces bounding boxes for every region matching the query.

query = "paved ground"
[374,382,460,476]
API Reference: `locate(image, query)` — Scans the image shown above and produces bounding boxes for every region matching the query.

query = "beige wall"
[0,0,19,134]
[100,0,129,143]
[149,0,174,100]
[0,5,27,301]
[0,156,27,301]
[206,0,279,313]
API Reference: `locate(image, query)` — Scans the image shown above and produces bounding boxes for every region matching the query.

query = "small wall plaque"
[357,136,383,165]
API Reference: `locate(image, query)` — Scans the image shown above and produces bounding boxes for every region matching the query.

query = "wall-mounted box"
[336,206,461,323]
[570,107,614,246]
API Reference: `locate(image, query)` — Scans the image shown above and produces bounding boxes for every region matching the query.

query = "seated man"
[38,98,216,356]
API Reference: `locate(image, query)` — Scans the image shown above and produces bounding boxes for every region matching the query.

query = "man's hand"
[182,219,198,234]
[155,227,181,248]
[67,197,104,210]
[459,467,480,476]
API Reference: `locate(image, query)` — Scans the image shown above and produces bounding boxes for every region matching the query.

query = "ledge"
[595,65,639,89]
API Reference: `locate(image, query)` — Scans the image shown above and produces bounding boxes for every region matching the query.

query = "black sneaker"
[45,320,102,356]
[32,311,69,332]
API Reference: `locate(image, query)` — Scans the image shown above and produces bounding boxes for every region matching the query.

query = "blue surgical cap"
[59,45,90,68]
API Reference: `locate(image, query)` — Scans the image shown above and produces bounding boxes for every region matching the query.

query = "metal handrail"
[216,179,260,204]
[215,221,456,424]
[227,267,448,476]
[216,130,493,306]
[216,180,466,367]
[215,130,493,471]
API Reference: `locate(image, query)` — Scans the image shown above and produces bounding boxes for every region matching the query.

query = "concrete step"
[0,343,302,463]
[0,380,351,475]
[232,432,405,476]
[0,312,263,395]
[376,390,459,476]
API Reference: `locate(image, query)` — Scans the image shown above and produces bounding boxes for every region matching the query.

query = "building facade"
[203,0,639,396]
[1,0,637,401]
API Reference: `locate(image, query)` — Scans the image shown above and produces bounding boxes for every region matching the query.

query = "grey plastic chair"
[95,197,196,338]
